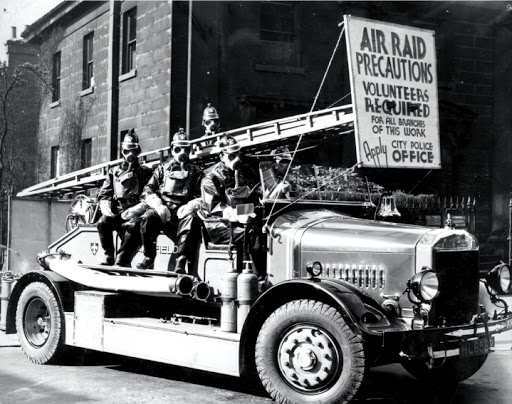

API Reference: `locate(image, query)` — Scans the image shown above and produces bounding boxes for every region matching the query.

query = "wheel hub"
[24,298,51,347]
[278,325,340,391]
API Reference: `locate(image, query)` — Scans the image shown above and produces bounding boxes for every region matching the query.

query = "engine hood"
[272,209,431,254]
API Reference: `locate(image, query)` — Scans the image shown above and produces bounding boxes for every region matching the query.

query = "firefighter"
[202,103,221,136]
[137,129,201,272]
[97,130,152,267]
[200,135,266,278]
[267,146,293,199]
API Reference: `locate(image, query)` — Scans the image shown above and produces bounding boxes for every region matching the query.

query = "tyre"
[16,282,67,364]
[255,299,366,404]
[402,354,488,382]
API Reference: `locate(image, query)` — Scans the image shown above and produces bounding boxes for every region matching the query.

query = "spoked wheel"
[255,299,367,404]
[16,282,68,364]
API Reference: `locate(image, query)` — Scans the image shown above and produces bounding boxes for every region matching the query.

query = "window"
[52,51,61,102]
[122,8,137,74]
[50,146,60,178]
[81,139,92,169]
[83,32,94,90]
[260,2,295,42]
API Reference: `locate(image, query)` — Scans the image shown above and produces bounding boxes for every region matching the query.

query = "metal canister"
[237,262,258,333]
[220,267,239,332]
[0,272,16,330]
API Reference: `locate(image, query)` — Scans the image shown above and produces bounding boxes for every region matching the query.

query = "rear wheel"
[255,299,366,404]
[402,354,488,382]
[16,282,67,364]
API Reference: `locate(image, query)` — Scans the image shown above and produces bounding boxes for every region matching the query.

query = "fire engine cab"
[4,103,512,404]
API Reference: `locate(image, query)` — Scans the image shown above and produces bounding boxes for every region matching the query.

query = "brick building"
[18,1,512,258]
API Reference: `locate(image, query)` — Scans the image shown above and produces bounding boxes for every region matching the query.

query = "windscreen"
[260,161,379,203]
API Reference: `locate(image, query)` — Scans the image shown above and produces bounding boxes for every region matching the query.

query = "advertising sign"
[344,15,441,169]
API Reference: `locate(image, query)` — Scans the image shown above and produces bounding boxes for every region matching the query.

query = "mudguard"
[5,270,77,334]
[239,277,401,372]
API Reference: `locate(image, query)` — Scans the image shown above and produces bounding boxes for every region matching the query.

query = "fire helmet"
[202,103,220,122]
[218,135,241,154]
[171,128,190,147]
[271,146,292,163]
[121,129,141,152]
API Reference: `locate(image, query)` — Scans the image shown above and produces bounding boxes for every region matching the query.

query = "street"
[0,334,510,404]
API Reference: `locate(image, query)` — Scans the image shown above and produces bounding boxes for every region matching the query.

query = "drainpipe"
[186,0,193,135]
[107,0,121,160]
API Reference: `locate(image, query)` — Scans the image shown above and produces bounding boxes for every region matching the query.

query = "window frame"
[50,146,60,178]
[260,1,296,43]
[83,31,94,90]
[122,7,137,74]
[52,51,61,102]
[80,139,92,169]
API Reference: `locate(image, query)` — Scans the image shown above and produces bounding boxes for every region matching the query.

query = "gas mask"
[203,118,220,136]
[122,148,140,167]
[221,150,241,171]
[172,145,191,165]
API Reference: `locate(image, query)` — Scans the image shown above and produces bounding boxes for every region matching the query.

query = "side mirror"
[236,203,255,224]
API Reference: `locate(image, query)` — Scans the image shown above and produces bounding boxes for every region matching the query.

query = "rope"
[263,21,346,229]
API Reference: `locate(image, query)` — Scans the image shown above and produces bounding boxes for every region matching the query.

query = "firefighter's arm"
[97,171,115,217]
[200,174,221,215]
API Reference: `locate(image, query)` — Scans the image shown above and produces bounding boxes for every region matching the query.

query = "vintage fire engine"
[5,105,512,404]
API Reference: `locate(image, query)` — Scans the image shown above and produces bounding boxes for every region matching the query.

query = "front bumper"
[382,313,512,360]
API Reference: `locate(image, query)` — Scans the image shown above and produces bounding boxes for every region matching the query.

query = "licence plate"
[459,336,494,358]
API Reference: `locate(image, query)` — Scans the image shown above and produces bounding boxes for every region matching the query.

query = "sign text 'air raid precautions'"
[345,15,441,169]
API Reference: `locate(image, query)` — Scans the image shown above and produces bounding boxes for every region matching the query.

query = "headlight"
[407,268,439,304]
[306,261,323,277]
[485,263,511,295]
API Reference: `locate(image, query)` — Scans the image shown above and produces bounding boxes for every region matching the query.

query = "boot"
[114,257,132,268]
[137,257,154,270]
[100,255,115,266]
[174,255,187,274]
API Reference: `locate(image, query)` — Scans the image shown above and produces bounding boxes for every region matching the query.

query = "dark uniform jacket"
[145,160,200,209]
[98,162,152,214]
[201,161,256,213]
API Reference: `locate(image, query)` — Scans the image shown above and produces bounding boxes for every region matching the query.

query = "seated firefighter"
[200,135,266,278]
[97,130,152,267]
[137,129,202,272]
[263,146,294,199]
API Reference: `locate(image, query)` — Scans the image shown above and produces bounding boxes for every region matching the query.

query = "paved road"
[0,336,510,404]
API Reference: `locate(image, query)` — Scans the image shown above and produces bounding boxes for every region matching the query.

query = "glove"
[145,193,163,209]
[227,185,250,199]
[121,202,148,220]
[177,198,204,219]
[269,182,291,199]
[155,204,171,223]
[99,200,114,217]
[222,206,238,222]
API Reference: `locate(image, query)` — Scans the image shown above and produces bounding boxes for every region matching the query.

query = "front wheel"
[255,299,366,404]
[16,282,67,364]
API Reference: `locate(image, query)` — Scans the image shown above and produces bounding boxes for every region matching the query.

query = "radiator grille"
[324,264,385,290]
[430,250,480,326]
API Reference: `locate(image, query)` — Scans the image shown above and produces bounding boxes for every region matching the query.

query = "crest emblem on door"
[90,242,99,255]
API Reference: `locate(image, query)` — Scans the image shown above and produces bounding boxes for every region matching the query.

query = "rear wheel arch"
[6,270,75,334]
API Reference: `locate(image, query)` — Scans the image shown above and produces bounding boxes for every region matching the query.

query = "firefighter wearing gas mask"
[202,103,220,136]
[267,146,293,199]
[138,129,201,272]
[200,135,266,278]
[97,130,152,266]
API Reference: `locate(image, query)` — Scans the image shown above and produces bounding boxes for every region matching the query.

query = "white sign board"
[345,15,441,169]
